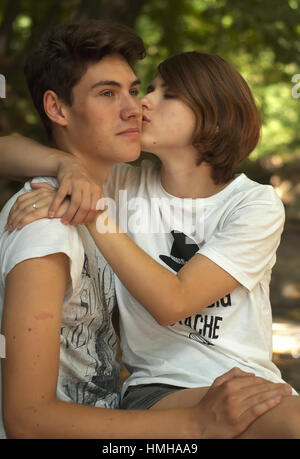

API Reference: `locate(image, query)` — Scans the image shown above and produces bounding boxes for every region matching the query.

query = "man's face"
[63,54,142,166]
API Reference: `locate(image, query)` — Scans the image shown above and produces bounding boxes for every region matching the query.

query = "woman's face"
[140,75,197,156]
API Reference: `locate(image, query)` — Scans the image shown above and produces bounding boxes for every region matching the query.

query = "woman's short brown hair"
[157,52,261,184]
[24,20,145,138]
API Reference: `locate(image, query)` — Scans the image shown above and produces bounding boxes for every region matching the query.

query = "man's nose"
[121,96,142,120]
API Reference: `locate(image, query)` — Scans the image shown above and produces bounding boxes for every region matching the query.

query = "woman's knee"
[239,395,300,439]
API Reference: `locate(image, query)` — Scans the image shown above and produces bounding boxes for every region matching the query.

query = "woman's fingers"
[6,196,52,230]
[69,189,92,225]
[48,180,71,218]
[6,190,40,229]
[30,182,57,191]
[5,190,56,231]
[50,162,103,224]
[5,185,98,230]
[60,185,83,224]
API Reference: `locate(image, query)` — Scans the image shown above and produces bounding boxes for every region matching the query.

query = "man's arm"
[1,251,289,439]
[1,252,200,439]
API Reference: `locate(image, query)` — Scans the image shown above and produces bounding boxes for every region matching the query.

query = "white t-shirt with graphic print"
[104,160,296,397]
[0,177,119,438]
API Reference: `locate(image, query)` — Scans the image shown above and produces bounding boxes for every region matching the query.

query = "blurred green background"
[0,0,300,390]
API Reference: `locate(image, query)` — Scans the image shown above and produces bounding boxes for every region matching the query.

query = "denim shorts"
[121,383,185,410]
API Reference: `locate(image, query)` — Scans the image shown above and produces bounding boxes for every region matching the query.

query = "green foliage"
[0,0,300,159]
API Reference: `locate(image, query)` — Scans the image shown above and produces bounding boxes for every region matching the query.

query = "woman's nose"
[141,93,151,110]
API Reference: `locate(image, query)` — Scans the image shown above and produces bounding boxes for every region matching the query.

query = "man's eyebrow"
[90,78,141,90]
[131,78,141,87]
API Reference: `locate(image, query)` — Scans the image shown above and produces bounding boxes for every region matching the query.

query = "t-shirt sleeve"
[1,218,84,300]
[197,199,285,291]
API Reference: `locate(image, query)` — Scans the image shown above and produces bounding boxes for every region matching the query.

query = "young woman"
[1,51,299,438]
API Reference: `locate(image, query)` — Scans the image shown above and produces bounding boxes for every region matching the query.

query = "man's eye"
[101,90,113,97]
[130,88,139,96]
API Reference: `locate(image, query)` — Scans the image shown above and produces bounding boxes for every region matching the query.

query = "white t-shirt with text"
[104,160,296,397]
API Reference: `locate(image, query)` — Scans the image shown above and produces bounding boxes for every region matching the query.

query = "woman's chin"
[141,141,159,154]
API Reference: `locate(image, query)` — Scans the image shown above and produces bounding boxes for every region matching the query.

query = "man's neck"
[52,139,114,185]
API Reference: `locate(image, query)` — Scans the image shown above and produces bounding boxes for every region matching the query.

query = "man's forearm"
[0,135,68,179]
[7,398,201,439]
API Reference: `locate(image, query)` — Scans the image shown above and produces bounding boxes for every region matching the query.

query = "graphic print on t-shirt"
[159,230,230,346]
[159,230,200,272]
[60,245,120,409]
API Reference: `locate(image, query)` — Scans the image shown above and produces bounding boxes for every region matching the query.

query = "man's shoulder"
[0,184,84,276]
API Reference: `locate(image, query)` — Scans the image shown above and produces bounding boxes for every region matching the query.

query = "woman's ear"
[43,90,68,127]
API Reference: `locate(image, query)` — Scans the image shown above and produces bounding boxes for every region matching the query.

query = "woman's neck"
[159,156,230,199]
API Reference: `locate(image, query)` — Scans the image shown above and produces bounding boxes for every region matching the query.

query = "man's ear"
[43,90,68,127]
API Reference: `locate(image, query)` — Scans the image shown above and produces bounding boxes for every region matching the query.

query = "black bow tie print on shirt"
[159,230,199,272]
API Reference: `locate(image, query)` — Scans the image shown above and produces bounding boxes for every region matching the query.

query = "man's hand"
[195,367,292,439]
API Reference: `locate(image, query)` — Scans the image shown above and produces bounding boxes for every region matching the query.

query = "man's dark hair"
[24,20,146,138]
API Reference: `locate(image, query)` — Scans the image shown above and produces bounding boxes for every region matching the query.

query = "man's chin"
[120,146,141,163]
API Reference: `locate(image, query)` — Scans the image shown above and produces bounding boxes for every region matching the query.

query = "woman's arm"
[86,214,239,326]
[0,135,67,178]
[0,135,102,223]
[4,195,239,326]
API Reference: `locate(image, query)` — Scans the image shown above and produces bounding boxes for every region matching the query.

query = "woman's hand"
[50,157,103,225]
[6,172,103,231]
[5,183,68,231]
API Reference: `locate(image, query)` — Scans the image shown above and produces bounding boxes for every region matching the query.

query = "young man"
[0,20,291,439]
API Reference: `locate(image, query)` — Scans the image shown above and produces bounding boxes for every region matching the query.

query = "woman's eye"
[164,93,176,99]
[146,85,154,94]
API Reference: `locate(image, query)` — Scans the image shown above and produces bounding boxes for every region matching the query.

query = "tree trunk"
[0,0,22,57]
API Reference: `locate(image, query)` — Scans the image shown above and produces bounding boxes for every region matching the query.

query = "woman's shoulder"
[233,173,284,209]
